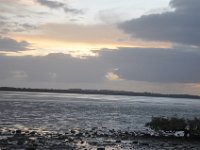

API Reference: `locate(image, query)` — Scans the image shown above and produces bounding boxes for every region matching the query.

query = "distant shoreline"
[0,87,200,99]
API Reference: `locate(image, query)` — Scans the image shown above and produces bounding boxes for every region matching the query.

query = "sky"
[0,0,200,95]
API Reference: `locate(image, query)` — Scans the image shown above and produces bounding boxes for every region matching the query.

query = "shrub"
[145,117,186,132]
[188,118,200,136]
[146,117,200,138]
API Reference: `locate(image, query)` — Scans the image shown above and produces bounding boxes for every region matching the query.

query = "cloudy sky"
[0,0,200,95]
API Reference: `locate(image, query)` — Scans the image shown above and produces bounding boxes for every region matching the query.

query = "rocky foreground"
[0,127,200,150]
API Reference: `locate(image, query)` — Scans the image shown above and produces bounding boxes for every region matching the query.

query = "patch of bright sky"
[68,0,171,24]
[1,0,172,57]
[0,0,172,28]
[6,0,172,25]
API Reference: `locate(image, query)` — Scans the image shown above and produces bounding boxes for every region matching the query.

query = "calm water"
[0,91,200,132]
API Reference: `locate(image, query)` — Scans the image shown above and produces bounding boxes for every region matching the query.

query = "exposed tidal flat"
[1,91,200,149]
[1,126,200,150]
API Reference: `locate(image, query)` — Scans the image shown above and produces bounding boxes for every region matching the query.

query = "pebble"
[140,142,150,146]
[97,148,105,150]
[116,139,121,143]
[132,140,138,144]
[15,130,21,134]
[0,127,200,150]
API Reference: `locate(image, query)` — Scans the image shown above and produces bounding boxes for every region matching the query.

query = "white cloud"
[105,72,122,81]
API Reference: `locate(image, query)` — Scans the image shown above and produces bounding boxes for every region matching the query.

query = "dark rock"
[58,134,67,140]
[130,131,136,136]
[97,148,105,150]
[17,139,25,145]
[71,130,76,134]
[29,131,36,135]
[38,137,45,144]
[16,130,21,134]
[68,137,74,142]
[109,129,115,133]
[92,127,98,131]
[26,147,36,150]
[132,141,138,144]
[140,142,150,146]
[116,139,121,143]
[76,132,83,137]
[25,130,30,134]
[125,131,129,135]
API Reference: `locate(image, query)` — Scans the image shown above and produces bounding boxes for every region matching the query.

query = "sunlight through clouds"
[1,0,200,95]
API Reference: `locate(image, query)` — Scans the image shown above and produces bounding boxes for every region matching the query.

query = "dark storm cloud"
[119,0,200,46]
[36,0,82,14]
[0,53,110,83]
[100,47,200,83]
[0,37,30,51]
[0,47,200,84]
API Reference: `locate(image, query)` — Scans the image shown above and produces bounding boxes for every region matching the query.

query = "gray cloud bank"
[37,0,64,8]
[101,48,200,83]
[0,47,200,84]
[119,0,200,46]
[36,0,82,14]
[0,53,110,83]
[0,37,30,51]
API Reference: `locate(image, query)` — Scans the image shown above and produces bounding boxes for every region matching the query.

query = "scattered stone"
[116,139,121,143]
[1,127,200,150]
[97,147,105,150]
[29,131,36,135]
[25,147,36,150]
[132,140,138,144]
[140,142,150,146]
[71,130,76,134]
[15,130,21,134]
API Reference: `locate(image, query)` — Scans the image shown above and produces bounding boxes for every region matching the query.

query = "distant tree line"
[0,87,200,99]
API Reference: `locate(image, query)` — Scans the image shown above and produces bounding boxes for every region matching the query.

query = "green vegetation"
[146,117,200,138]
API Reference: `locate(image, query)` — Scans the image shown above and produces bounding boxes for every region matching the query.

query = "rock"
[29,131,36,135]
[174,131,184,137]
[76,132,83,137]
[130,131,136,136]
[71,130,76,134]
[132,140,138,144]
[68,137,74,142]
[92,127,98,131]
[125,131,129,135]
[97,148,105,150]
[16,130,21,134]
[26,147,36,150]
[140,142,150,146]
[109,129,115,133]
[116,139,121,143]
[17,138,26,145]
